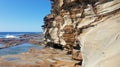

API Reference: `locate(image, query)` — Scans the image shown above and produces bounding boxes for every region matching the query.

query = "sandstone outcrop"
[43,0,120,67]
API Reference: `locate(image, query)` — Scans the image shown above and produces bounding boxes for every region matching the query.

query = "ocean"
[0,32,43,56]
[0,32,41,38]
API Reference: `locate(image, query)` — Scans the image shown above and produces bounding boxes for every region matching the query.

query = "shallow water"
[0,44,4,48]
[0,43,42,56]
[4,58,21,61]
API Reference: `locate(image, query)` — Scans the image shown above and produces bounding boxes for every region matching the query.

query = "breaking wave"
[5,34,18,38]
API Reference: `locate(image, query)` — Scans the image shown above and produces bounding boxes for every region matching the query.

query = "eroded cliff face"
[43,0,120,67]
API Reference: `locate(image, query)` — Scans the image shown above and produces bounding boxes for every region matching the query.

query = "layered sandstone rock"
[43,0,120,67]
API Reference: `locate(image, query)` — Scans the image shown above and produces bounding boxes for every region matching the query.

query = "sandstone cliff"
[43,0,120,67]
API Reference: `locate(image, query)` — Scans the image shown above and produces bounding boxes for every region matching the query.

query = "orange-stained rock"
[72,51,82,61]
[63,34,75,38]
[50,60,75,67]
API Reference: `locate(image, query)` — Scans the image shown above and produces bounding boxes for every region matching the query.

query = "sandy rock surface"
[0,48,81,67]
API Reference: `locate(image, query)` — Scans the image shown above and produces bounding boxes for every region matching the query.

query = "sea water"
[0,44,4,48]
[0,32,41,38]
[0,43,43,56]
[0,32,43,56]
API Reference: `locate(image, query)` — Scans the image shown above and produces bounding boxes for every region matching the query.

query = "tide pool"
[0,43,42,56]
[0,44,5,48]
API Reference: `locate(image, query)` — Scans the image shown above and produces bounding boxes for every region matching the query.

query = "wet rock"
[0,34,43,49]
[0,48,81,67]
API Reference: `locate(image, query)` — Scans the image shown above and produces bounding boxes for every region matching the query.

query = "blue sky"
[0,0,51,32]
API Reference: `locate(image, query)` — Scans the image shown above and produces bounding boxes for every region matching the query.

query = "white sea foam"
[5,34,17,38]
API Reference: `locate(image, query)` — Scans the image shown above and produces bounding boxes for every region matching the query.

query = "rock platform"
[0,48,82,67]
